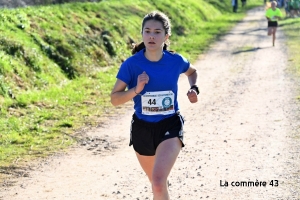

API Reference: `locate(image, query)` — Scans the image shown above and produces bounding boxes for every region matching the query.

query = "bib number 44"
[148,99,156,105]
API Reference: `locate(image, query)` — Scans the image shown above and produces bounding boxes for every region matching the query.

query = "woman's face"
[142,19,169,52]
[271,2,276,9]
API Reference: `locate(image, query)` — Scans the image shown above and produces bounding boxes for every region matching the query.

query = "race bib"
[141,91,175,115]
[271,16,276,21]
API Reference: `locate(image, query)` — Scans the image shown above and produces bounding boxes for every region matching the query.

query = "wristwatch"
[190,85,200,95]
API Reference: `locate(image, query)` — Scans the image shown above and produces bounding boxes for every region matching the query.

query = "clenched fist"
[135,71,149,94]
[187,89,198,103]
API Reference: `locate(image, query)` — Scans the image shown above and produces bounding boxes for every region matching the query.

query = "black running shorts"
[129,112,185,156]
[268,21,278,27]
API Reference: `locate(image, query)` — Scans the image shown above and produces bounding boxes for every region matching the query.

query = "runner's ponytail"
[131,42,174,55]
[131,42,146,55]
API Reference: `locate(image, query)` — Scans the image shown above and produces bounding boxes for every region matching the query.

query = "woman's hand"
[135,71,149,94]
[187,89,198,103]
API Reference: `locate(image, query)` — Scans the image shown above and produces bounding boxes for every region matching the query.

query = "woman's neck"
[144,49,163,62]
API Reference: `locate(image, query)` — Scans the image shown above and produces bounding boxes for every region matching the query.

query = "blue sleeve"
[116,60,132,86]
[178,54,190,73]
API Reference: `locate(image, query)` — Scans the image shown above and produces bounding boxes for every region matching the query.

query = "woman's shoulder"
[163,51,189,66]
[164,50,187,60]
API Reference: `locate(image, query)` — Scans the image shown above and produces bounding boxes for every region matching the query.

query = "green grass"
[0,0,266,168]
[280,15,300,145]
[280,17,300,76]
[279,15,300,193]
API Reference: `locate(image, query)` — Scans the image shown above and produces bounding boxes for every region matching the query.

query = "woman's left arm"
[184,64,198,103]
[185,64,198,86]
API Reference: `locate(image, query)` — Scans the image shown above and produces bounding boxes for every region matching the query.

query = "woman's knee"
[152,175,167,193]
[268,31,273,36]
[267,28,272,35]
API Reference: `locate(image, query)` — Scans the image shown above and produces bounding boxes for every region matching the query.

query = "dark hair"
[132,11,173,55]
[131,42,170,55]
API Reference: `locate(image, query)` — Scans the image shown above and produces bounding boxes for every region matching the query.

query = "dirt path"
[1,7,300,200]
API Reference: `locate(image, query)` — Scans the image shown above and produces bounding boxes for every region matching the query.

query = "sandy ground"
[1,7,300,200]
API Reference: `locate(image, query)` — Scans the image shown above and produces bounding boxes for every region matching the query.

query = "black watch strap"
[190,85,199,95]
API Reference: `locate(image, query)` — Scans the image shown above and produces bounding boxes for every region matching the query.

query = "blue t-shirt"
[116,49,190,122]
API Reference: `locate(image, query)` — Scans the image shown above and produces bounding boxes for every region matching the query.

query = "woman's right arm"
[110,79,138,106]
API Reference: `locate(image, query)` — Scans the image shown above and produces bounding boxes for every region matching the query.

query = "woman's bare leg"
[135,138,182,200]
[267,27,273,36]
[151,138,182,200]
[272,27,277,46]
[135,152,155,183]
